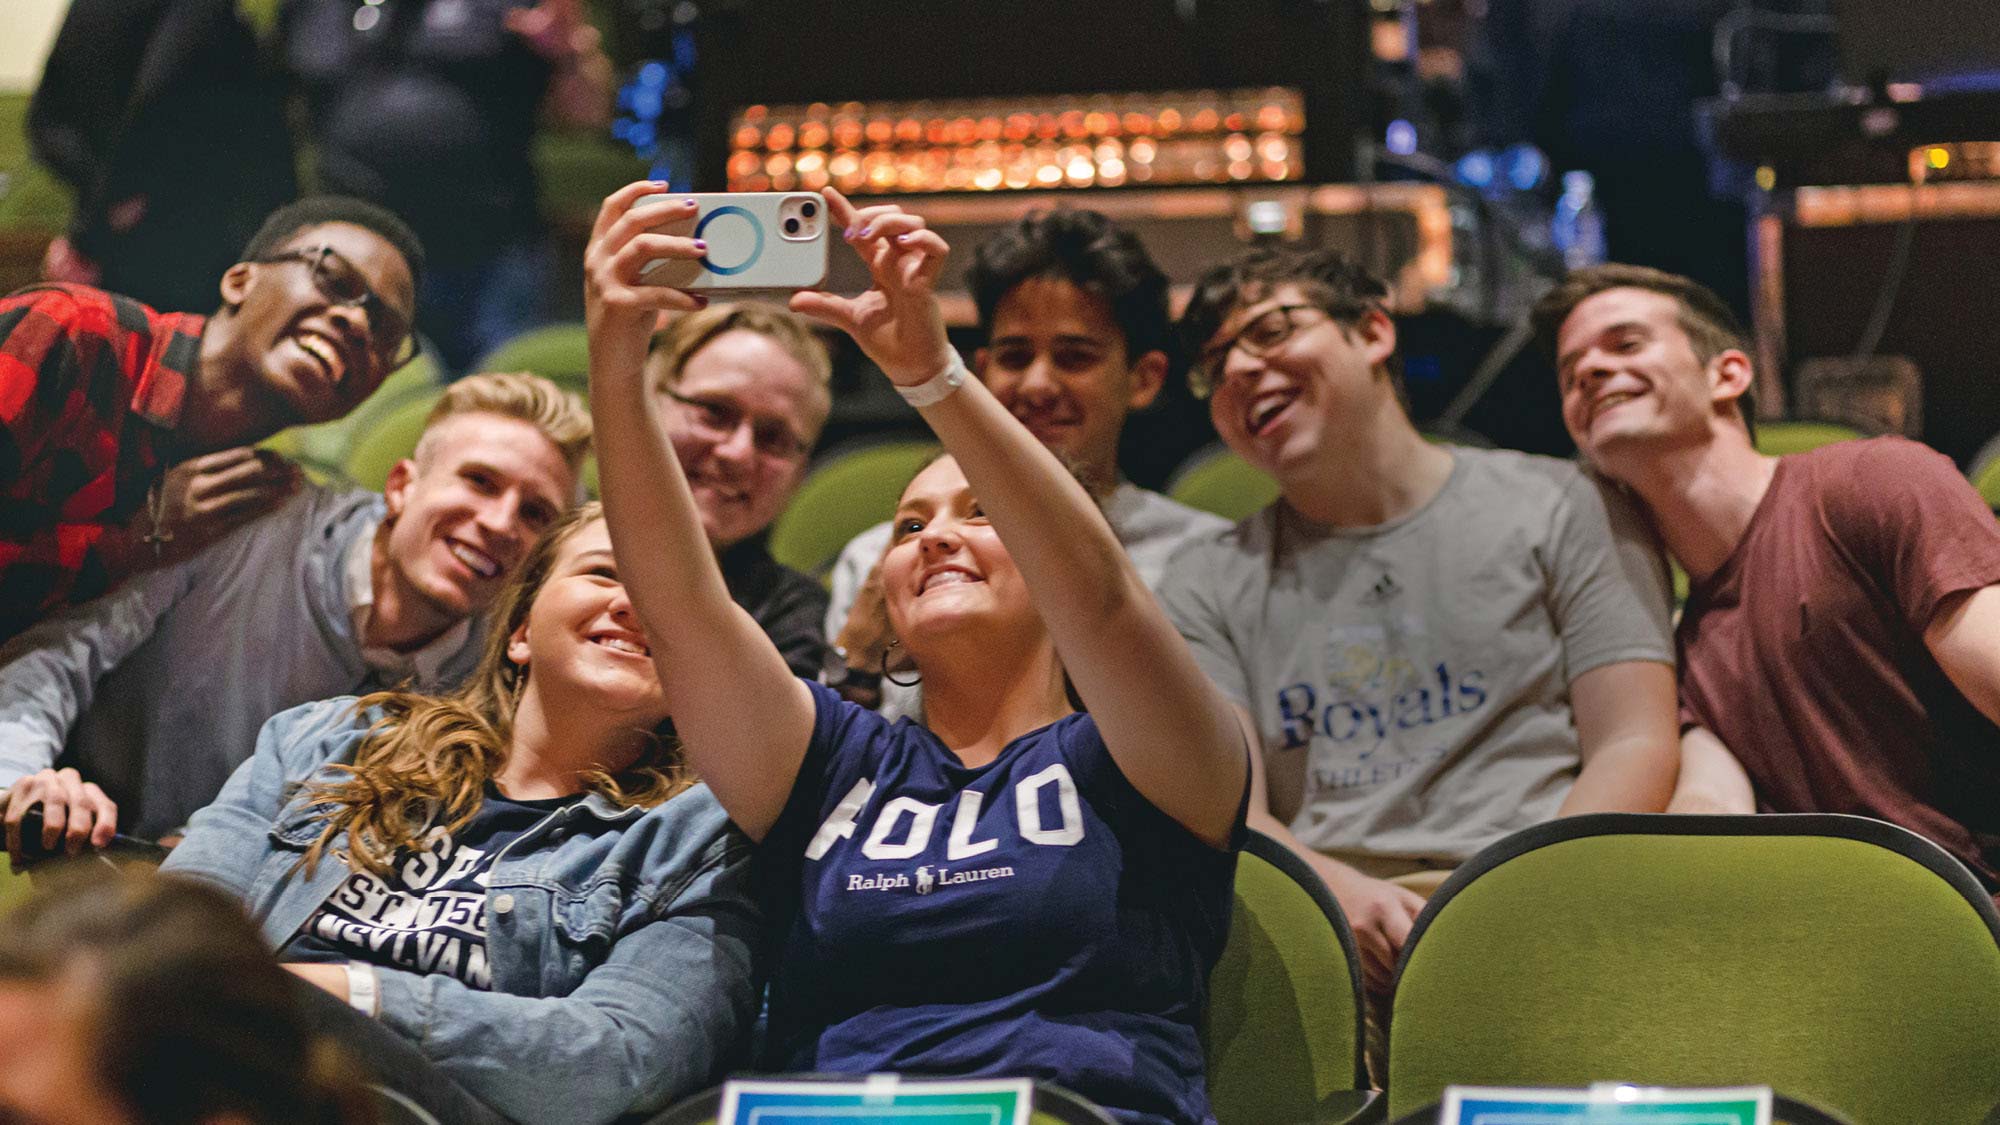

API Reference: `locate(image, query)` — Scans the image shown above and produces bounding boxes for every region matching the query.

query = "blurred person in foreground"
[1537,263,2000,896]
[0,196,425,641]
[0,868,371,1125]
[164,500,759,1125]
[29,0,296,314]
[281,0,614,373]
[0,372,586,865]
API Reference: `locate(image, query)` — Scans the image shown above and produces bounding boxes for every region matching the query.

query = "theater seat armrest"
[1324,1088,1384,1125]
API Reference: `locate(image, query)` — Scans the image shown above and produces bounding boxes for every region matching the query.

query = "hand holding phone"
[10,805,168,866]
[789,188,954,386]
[635,191,829,293]
[4,767,119,865]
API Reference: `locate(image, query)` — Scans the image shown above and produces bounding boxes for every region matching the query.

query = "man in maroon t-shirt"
[1531,263,2000,893]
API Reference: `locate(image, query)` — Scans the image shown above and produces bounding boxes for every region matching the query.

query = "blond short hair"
[416,371,593,477]
[645,303,833,396]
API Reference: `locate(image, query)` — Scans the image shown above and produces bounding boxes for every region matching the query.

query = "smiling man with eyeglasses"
[0,196,424,642]
[644,302,835,678]
[1156,246,1681,1050]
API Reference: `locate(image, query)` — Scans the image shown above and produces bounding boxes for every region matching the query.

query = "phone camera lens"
[784,217,802,234]
[801,201,818,218]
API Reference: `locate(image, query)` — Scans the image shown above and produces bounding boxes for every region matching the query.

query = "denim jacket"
[164,697,760,1125]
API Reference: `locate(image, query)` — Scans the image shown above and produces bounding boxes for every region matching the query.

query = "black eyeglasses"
[1191,304,1335,399]
[661,388,811,461]
[257,245,419,370]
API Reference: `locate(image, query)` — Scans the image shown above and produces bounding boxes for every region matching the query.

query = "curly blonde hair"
[301,502,691,877]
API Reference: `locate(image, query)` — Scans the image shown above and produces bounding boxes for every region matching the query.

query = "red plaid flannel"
[0,283,205,640]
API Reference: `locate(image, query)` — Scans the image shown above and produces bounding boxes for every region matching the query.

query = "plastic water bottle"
[1552,170,1607,270]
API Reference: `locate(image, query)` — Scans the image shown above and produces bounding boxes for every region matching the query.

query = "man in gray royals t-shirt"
[1160,247,1678,995]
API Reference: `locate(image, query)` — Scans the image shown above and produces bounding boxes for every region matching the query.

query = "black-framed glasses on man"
[660,388,810,461]
[1192,303,1331,399]
[256,245,420,370]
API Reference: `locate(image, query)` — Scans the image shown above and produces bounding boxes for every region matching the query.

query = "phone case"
[638,192,829,292]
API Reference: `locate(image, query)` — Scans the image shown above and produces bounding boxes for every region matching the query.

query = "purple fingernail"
[694,239,708,250]
[693,295,710,308]
[858,227,874,239]
[843,227,856,238]
[894,234,909,243]
[685,198,699,206]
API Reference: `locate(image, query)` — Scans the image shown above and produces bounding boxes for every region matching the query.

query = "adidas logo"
[1362,571,1402,604]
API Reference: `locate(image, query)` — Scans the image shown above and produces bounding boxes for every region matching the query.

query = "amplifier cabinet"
[1754,182,2000,465]
[834,182,1454,324]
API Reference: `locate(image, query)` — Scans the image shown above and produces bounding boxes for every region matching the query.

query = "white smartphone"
[636,191,829,293]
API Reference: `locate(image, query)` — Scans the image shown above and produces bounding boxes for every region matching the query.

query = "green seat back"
[1754,420,1866,457]
[0,864,31,914]
[1972,456,2000,512]
[1203,833,1369,1125]
[768,439,939,578]
[343,391,444,492]
[1168,445,1279,524]
[263,353,442,480]
[473,322,590,392]
[1384,814,2000,1124]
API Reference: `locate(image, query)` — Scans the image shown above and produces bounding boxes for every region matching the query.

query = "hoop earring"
[882,637,921,688]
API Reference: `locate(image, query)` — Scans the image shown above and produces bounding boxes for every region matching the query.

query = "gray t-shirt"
[826,482,1230,721]
[1158,446,1673,863]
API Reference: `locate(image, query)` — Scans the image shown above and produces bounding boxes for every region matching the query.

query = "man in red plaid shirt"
[0,196,424,641]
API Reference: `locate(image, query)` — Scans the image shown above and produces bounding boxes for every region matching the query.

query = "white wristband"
[344,960,380,1018]
[894,353,968,408]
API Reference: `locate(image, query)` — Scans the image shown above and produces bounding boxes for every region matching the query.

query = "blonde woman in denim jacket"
[165,501,759,1125]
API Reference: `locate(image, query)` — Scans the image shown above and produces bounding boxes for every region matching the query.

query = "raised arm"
[791,190,1247,846]
[583,183,816,842]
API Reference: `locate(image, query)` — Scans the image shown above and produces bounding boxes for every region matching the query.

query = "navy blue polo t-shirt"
[758,681,1246,1125]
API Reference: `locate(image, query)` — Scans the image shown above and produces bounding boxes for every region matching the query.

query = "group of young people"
[1,174,1997,1125]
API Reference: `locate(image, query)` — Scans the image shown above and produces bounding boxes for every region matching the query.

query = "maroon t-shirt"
[1678,438,2000,889]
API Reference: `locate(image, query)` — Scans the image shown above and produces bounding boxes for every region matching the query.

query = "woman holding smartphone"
[164,501,759,1125]
[587,184,1250,1124]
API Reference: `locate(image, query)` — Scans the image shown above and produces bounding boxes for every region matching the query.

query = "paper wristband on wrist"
[894,353,969,408]
[344,960,380,1018]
